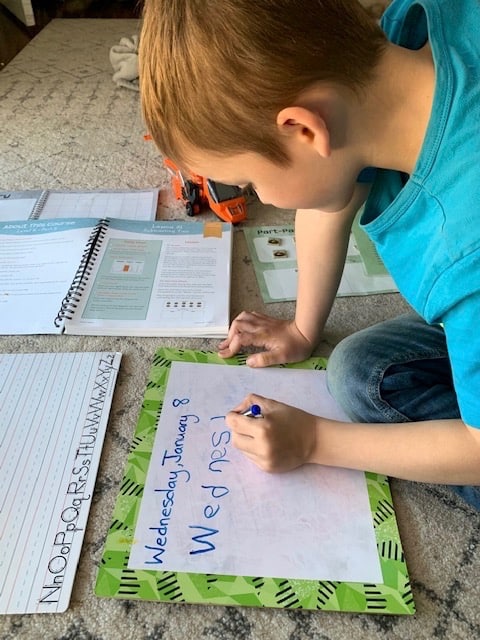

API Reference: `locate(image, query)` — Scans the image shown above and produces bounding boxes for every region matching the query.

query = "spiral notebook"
[0,218,232,337]
[0,188,159,221]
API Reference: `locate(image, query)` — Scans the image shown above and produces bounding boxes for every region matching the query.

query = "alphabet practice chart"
[0,351,121,614]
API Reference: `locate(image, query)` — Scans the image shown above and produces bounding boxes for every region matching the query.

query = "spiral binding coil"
[54,218,110,328]
[30,190,49,218]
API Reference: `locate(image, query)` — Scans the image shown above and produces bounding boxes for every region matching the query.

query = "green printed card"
[95,348,414,614]
[243,218,397,303]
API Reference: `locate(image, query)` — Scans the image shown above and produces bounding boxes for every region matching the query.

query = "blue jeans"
[326,312,480,510]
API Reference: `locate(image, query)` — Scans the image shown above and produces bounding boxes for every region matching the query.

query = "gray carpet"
[0,16,479,640]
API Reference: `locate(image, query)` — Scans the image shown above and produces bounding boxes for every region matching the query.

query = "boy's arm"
[314,417,480,484]
[228,398,480,483]
[294,183,369,347]
[218,184,369,365]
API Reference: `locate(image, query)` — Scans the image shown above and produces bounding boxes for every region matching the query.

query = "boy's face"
[185,145,357,213]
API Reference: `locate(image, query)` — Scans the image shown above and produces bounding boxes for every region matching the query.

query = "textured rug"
[0,14,479,640]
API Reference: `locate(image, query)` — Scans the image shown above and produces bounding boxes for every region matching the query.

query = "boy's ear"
[276,106,331,158]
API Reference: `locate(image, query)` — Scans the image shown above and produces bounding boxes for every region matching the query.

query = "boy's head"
[139,0,386,169]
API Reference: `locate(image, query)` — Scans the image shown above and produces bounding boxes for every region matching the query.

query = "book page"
[0,219,96,334]
[0,190,42,221]
[129,362,382,584]
[244,224,398,303]
[0,351,121,614]
[65,219,232,337]
[40,189,159,220]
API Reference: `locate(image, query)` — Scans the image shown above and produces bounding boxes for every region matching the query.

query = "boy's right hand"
[218,311,314,367]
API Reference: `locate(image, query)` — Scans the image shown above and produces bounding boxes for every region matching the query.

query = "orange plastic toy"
[164,157,247,224]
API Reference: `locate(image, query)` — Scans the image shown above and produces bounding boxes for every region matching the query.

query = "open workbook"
[96,348,414,615]
[0,218,232,337]
[0,188,159,221]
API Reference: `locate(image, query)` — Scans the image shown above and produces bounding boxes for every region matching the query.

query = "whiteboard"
[129,362,382,584]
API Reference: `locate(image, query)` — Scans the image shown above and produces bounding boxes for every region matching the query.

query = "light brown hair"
[140,0,386,167]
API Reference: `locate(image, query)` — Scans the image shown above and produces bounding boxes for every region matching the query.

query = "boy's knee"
[327,333,366,387]
[327,335,363,401]
[326,332,378,422]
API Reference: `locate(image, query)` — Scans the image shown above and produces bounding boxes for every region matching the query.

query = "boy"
[139,0,480,508]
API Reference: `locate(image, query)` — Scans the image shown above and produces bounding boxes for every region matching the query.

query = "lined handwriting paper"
[0,351,121,614]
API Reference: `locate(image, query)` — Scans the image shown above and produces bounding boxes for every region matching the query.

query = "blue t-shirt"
[360,0,480,426]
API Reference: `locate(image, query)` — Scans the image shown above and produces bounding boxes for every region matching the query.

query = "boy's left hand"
[226,394,319,472]
[218,311,313,367]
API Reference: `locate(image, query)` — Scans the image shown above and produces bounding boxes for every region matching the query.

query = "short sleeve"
[442,292,480,427]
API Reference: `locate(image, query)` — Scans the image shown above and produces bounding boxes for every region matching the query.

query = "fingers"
[218,311,288,363]
[227,412,266,460]
[226,394,266,433]
[227,394,266,427]
[229,423,279,473]
[226,395,276,469]
[245,350,285,368]
[219,311,277,349]
[227,396,317,473]
[219,344,284,368]
[221,311,264,339]
[218,310,314,368]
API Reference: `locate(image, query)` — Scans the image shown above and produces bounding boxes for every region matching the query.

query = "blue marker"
[242,404,263,419]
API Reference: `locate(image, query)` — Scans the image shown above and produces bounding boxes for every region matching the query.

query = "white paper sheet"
[129,362,382,584]
[0,197,37,220]
[0,220,94,334]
